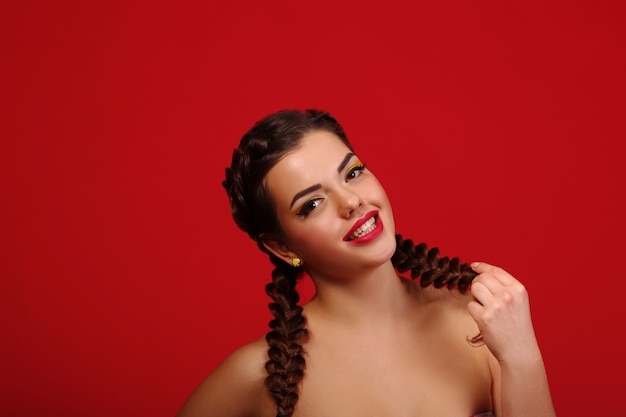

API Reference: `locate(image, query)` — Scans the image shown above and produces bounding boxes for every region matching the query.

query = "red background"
[1,1,625,416]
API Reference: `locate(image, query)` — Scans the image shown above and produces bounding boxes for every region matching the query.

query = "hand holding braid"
[391,234,483,344]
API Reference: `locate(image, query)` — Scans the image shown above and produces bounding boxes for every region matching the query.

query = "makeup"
[343,210,383,244]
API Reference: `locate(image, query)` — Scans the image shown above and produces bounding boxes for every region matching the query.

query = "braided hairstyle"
[222,109,479,417]
[391,235,482,344]
[223,109,351,417]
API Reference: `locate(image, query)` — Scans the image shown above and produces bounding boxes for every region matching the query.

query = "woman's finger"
[470,279,495,305]
[471,261,516,286]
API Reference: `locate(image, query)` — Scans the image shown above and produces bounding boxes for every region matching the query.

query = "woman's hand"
[468,262,557,416]
[467,262,541,365]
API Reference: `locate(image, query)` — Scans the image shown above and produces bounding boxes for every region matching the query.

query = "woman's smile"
[263,129,397,273]
[344,211,383,243]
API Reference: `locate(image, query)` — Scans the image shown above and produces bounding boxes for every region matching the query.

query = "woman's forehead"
[264,131,354,198]
[276,132,352,174]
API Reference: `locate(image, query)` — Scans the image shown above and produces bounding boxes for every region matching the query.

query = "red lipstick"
[343,210,383,244]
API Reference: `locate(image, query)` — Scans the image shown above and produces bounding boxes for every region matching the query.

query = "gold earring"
[291,257,302,268]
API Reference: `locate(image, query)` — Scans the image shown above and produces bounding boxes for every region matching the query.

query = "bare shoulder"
[176,336,275,417]
[408,279,485,342]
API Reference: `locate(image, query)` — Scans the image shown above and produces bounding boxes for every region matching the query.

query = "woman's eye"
[346,163,366,181]
[296,197,323,217]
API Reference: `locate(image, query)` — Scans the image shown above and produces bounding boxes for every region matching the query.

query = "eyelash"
[346,163,366,181]
[296,197,323,217]
[295,161,367,217]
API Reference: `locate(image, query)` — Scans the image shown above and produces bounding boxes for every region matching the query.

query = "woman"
[176,109,556,417]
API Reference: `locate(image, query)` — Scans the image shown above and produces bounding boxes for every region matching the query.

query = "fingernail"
[470,262,480,268]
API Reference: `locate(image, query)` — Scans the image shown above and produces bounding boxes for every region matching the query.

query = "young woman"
[176,109,556,417]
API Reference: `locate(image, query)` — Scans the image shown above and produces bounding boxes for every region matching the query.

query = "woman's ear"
[260,234,297,266]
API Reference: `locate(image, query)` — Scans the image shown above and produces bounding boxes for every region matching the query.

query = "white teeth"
[350,216,376,240]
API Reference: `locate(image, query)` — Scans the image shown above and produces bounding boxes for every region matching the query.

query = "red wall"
[1,1,625,416]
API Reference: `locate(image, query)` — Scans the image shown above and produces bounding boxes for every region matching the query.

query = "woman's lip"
[345,215,383,244]
[343,210,379,241]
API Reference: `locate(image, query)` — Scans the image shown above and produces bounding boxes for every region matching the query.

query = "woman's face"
[263,130,397,279]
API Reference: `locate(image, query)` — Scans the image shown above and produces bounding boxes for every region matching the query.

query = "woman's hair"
[222,109,478,417]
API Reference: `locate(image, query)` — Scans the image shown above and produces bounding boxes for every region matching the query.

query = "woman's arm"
[468,262,557,417]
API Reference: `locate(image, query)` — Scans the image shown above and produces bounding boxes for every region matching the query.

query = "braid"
[391,234,477,292]
[263,247,308,417]
[222,110,352,417]
[391,234,483,344]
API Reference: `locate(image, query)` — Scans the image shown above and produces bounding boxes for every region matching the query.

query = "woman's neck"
[304,261,415,328]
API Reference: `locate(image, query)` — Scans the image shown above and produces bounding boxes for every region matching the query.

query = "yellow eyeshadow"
[348,159,363,171]
[347,160,363,172]
[290,196,323,216]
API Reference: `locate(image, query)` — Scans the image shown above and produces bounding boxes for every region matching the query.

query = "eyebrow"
[289,184,322,210]
[289,153,356,210]
[337,152,355,174]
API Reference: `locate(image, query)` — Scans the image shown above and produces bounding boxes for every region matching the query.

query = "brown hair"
[223,109,478,417]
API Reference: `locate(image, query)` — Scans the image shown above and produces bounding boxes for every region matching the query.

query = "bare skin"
[177,131,555,417]
[178,276,494,417]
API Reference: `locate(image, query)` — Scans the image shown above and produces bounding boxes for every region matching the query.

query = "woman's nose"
[337,188,363,218]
